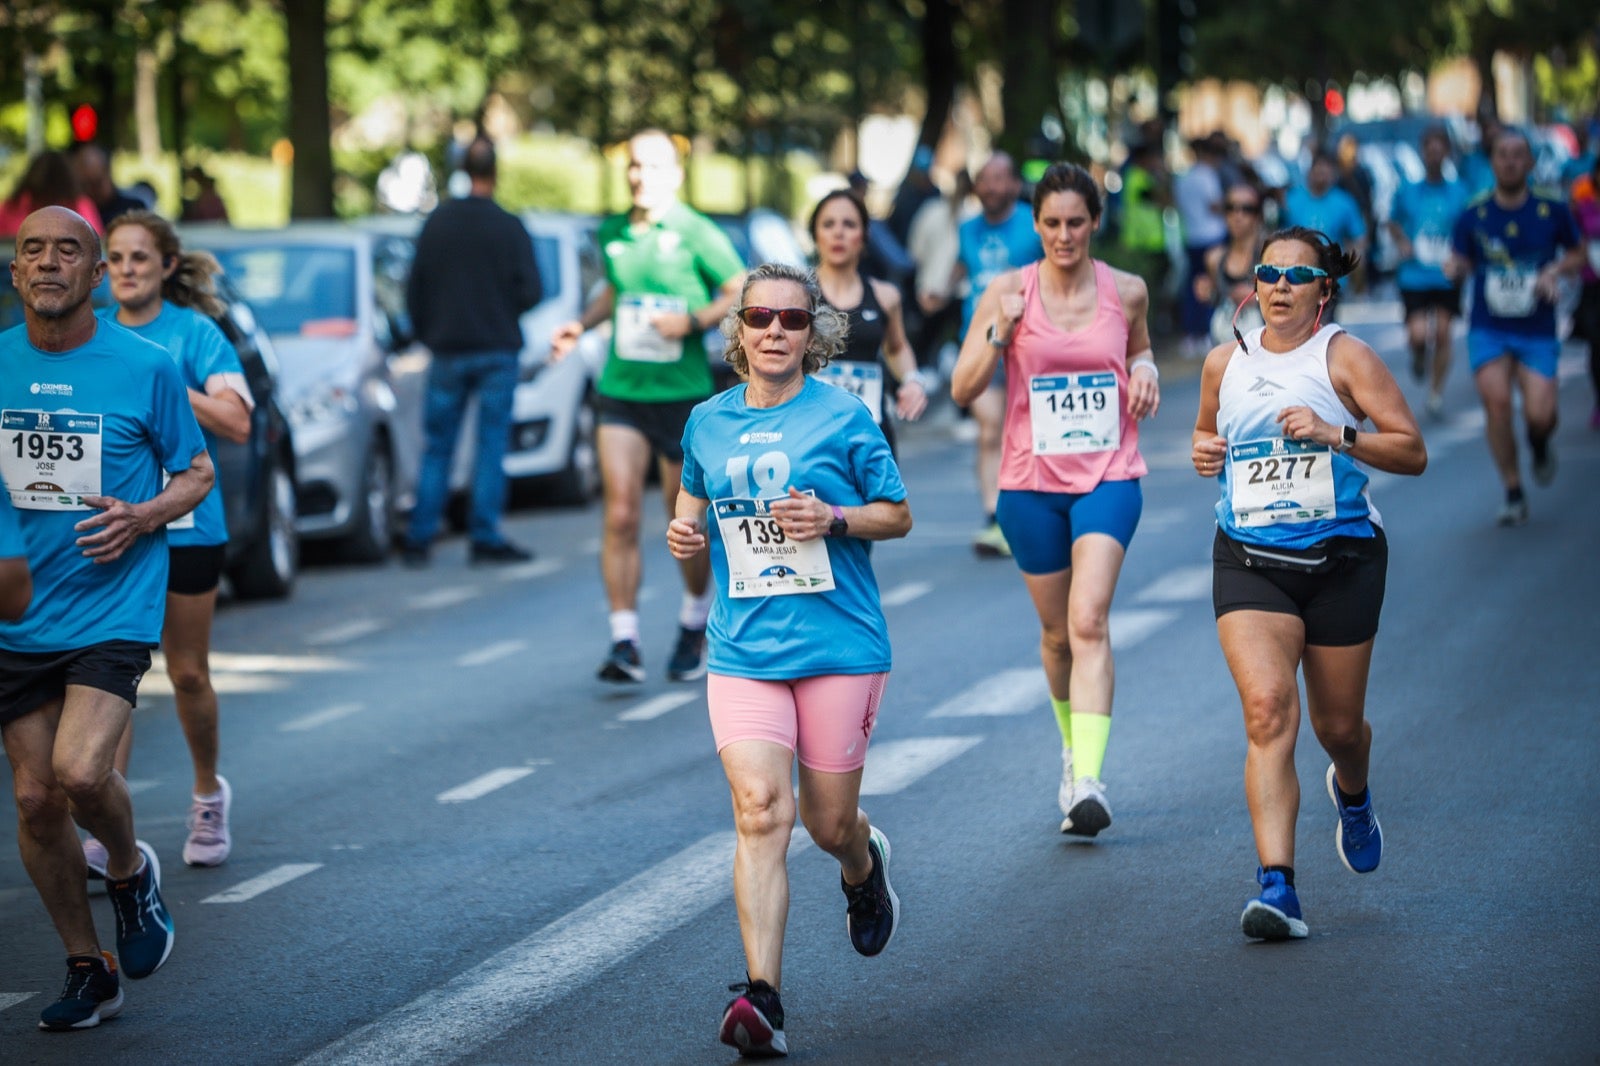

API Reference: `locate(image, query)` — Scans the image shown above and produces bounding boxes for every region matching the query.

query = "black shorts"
[0,640,154,725]
[169,544,227,595]
[1401,287,1462,317]
[1212,527,1387,646]
[597,396,702,463]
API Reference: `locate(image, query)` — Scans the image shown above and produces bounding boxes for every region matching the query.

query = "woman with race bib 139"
[951,162,1160,839]
[1191,226,1426,941]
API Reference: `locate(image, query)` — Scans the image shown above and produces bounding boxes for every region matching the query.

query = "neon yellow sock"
[1070,712,1111,780]
[1050,698,1072,749]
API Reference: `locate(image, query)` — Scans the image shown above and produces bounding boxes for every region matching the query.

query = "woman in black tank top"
[1195,182,1267,346]
[809,190,929,452]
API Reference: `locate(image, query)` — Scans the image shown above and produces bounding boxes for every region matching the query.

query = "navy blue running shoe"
[38,952,122,1031]
[843,826,899,957]
[1326,764,1383,873]
[107,841,174,979]
[1240,867,1308,941]
[720,978,786,1057]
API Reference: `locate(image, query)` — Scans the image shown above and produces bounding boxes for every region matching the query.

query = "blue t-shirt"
[0,492,24,560]
[0,320,207,652]
[958,204,1042,334]
[680,377,907,680]
[1451,191,1580,336]
[99,303,243,547]
[1282,185,1367,246]
[1391,177,1470,292]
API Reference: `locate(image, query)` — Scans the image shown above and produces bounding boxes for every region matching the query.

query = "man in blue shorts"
[1446,128,1585,526]
[1,207,212,1030]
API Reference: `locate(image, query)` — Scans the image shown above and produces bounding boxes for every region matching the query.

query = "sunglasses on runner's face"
[1254,264,1329,285]
[737,306,814,330]
[1225,201,1260,214]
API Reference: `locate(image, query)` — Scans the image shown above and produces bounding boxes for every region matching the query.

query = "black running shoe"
[720,978,786,1057]
[597,639,645,683]
[38,952,123,1031]
[842,827,899,957]
[107,842,174,980]
[469,539,534,565]
[666,626,707,681]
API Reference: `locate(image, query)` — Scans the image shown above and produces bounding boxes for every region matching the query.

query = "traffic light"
[1324,86,1345,117]
[70,103,99,143]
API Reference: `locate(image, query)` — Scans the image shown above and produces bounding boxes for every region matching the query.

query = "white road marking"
[407,587,481,610]
[127,778,160,796]
[298,832,741,1066]
[1110,607,1179,650]
[202,863,323,904]
[306,619,384,646]
[454,640,526,668]
[280,703,365,733]
[927,668,1044,718]
[496,557,564,581]
[1133,565,1213,604]
[880,580,933,607]
[436,767,535,804]
[860,736,985,795]
[617,692,698,722]
[0,993,34,1013]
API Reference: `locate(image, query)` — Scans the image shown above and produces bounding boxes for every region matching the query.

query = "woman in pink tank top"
[950,163,1161,839]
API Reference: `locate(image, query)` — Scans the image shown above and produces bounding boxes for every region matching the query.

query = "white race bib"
[714,497,835,598]
[162,469,195,530]
[1413,234,1451,268]
[813,362,883,423]
[615,294,688,363]
[1229,438,1337,528]
[1484,266,1538,318]
[1028,373,1120,455]
[1,409,104,510]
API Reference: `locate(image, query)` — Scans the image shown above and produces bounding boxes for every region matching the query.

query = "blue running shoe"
[843,826,899,957]
[1240,867,1308,941]
[107,841,174,979]
[38,952,122,1031]
[719,978,786,1057]
[1326,764,1383,873]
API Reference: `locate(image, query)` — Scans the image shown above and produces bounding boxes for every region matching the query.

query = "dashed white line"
[1110,607,1179,650]
[306,619,384,646]
[202,863,323,904]
[454,640,526,668]
[127,778,160,796]
[298,832,739,1066]
[881,580,933,607]
[280,703,365,733]
[1134,565,1213,604]
[496,557,565,581]
[436,767,535,804]
[407,587,482,610]
[860,736,985,795]
[0,992,35,1013]
[617,692,698,722]
[927,668,1044,718]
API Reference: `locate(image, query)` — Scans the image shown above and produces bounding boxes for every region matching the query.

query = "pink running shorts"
[706,672,888,773]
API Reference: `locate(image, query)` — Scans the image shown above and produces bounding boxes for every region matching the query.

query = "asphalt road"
[2,296,1597,1064]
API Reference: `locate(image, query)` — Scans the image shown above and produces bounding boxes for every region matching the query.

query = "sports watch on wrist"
[827,505,849,538]
[1338,425,1357,452]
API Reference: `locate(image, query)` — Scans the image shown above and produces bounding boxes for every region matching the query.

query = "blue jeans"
[407,350,517,547]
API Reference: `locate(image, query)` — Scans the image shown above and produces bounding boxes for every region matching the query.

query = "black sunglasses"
[737,306,814,330]
[1224,201,1261,214]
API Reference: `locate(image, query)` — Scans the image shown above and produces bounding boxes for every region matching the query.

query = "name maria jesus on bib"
[1228,437,1336,527]
[714,496,835,597]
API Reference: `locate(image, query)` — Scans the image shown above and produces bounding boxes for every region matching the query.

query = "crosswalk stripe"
[280,703,365,733]
[297,832,740,1066]
[617,692,697,722]
[436,767,535,804]
[202,863,323,904]
[926,668,1043,718]
[454,640,526,668]
[860,736,984,795]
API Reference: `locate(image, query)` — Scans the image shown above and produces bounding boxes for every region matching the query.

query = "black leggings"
[1578,281,1600,405]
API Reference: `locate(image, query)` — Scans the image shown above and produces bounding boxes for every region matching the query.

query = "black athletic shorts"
[1212,527,1387,646]
[1400,287,1462,318]
[169,544,227,596]
[0,640,154,725]
[597,395,703,464]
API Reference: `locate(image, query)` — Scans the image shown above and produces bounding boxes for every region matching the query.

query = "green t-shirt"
[597,202,745,402]
[1119,166,1166,254]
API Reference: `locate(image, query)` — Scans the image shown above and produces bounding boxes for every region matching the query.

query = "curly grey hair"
[719,262,848,378]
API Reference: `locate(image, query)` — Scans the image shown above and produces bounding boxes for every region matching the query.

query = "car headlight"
[288,384,360,428]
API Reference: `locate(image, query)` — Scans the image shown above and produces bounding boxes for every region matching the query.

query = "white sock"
[609,610,640,644]
[679,590,712,631]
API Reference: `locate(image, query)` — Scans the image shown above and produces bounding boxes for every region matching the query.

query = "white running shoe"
[183,775,232,867]
[1057,748,1075,818]
[1062,776,1112,838]
[83,837,110,880]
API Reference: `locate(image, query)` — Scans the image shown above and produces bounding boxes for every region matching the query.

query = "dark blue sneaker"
[665,626,707,682]
[719,978,786,1057]
[1240,867,1308,941]
[106,841,174,979]
[1326,764,1383,873]
[597,639,644,683]
[843,826,899,957]
[38,952,122,1031]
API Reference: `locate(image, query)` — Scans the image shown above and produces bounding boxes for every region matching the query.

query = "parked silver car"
[184,224,426,562]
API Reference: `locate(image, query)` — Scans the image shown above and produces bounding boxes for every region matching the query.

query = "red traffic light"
[1323,88,1345,117]
[71,104,99,142]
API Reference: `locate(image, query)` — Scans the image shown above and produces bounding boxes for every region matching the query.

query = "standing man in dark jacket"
[400,137,541,565]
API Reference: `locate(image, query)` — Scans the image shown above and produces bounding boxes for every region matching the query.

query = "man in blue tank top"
[1446,128,1585,526]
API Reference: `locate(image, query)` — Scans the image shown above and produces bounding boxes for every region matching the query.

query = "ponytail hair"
[104,210,226,319]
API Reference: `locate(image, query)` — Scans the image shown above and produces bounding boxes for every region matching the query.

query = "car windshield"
[210,244,357,337]
[533,234,560,301]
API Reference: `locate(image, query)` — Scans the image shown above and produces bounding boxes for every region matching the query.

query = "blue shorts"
[1467,328,1559,377]
[996,480,1142,575]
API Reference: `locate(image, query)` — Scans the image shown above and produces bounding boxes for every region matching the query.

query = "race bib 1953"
[0,409,103,510]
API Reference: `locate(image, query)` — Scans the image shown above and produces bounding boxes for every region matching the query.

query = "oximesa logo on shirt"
[740,432,783,445]
[30,382,73,396]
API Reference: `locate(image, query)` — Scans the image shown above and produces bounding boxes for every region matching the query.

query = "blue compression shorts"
[995,479,1143,575]
[1467,328,1559,378]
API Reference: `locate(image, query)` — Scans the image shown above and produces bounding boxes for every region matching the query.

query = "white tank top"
[1214,324,1381,548]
